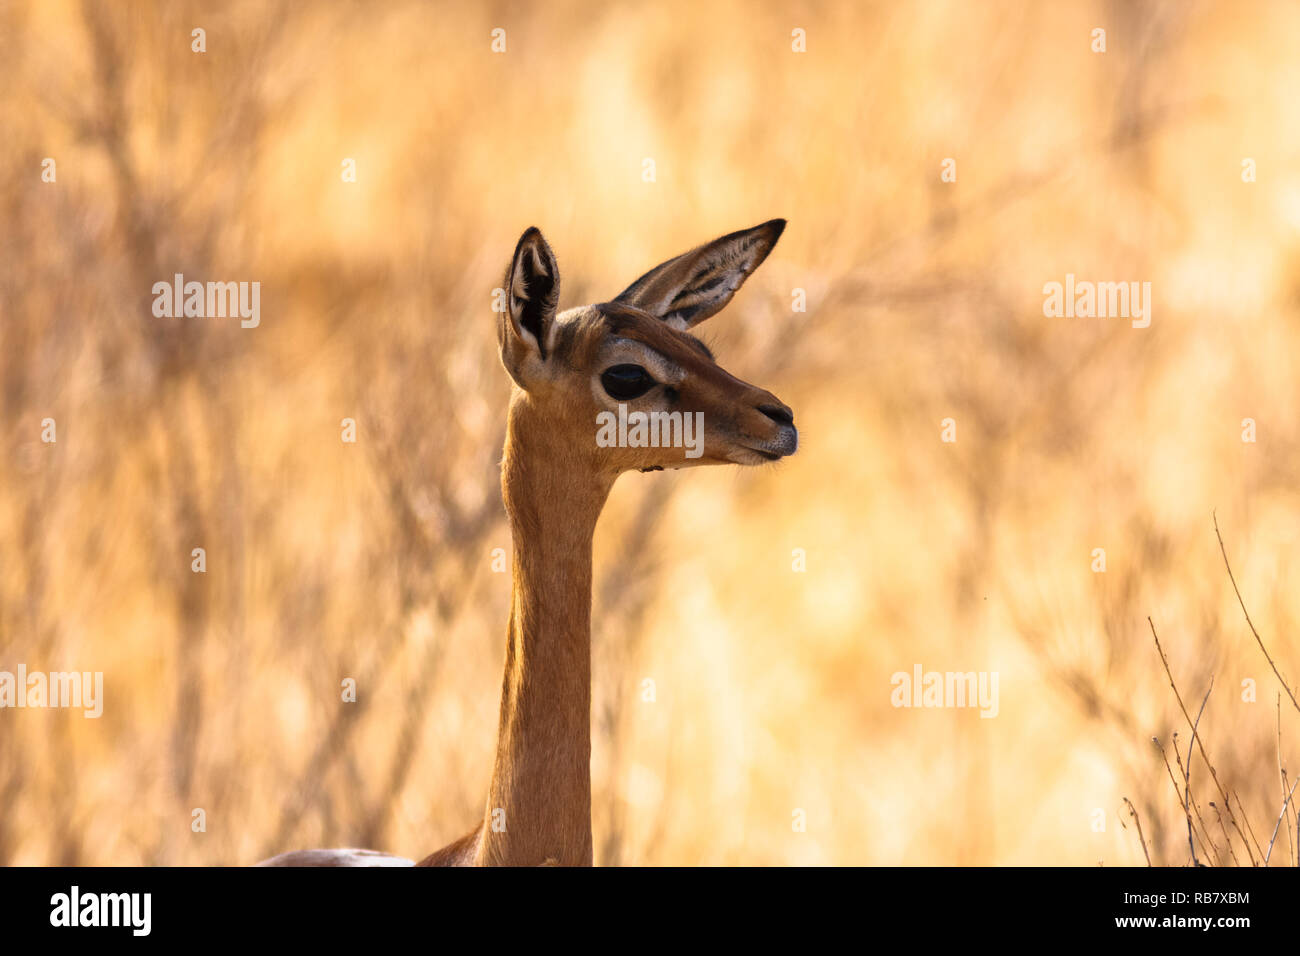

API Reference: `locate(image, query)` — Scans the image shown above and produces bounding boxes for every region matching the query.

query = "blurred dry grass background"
[2,0,1299,865]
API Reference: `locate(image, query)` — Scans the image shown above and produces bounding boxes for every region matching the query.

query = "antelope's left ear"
[505,227,560,357]
[614,218,785,328]
[499,227,560,388]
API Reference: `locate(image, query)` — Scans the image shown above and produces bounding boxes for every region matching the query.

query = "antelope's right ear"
[614,218,785,329]
[499,227,560,385]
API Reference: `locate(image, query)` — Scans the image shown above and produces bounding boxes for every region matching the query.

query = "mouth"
[732,440,795,465]
[733,425,797,464]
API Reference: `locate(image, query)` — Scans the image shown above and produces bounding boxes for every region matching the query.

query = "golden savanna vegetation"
[1,0,1298,865]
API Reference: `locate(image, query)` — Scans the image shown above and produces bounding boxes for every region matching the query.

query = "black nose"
[758,403,794,427]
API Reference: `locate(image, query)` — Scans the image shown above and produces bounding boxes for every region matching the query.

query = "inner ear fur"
[613,218,785,328]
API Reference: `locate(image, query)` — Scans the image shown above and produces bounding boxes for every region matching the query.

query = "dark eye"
[601,364,655,400]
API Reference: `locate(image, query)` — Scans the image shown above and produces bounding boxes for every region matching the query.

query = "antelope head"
[498,219,797,478]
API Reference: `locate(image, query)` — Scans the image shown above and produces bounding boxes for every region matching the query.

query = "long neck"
[475,397,612,866]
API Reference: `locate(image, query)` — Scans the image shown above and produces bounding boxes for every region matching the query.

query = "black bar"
[0,865,1280,943]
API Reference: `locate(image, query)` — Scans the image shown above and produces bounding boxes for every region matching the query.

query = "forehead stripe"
[595,303,715,363]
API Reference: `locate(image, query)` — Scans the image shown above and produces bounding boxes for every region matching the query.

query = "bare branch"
[1123,797,1152,866]
[1214,513,1300,716]
[1149,616,1256,864]
[1265,777,1300,865]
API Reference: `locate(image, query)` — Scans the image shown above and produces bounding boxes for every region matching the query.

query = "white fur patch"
[256,848,415,867]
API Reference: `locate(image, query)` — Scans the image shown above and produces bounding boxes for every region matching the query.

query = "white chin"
[729,447,779,465]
